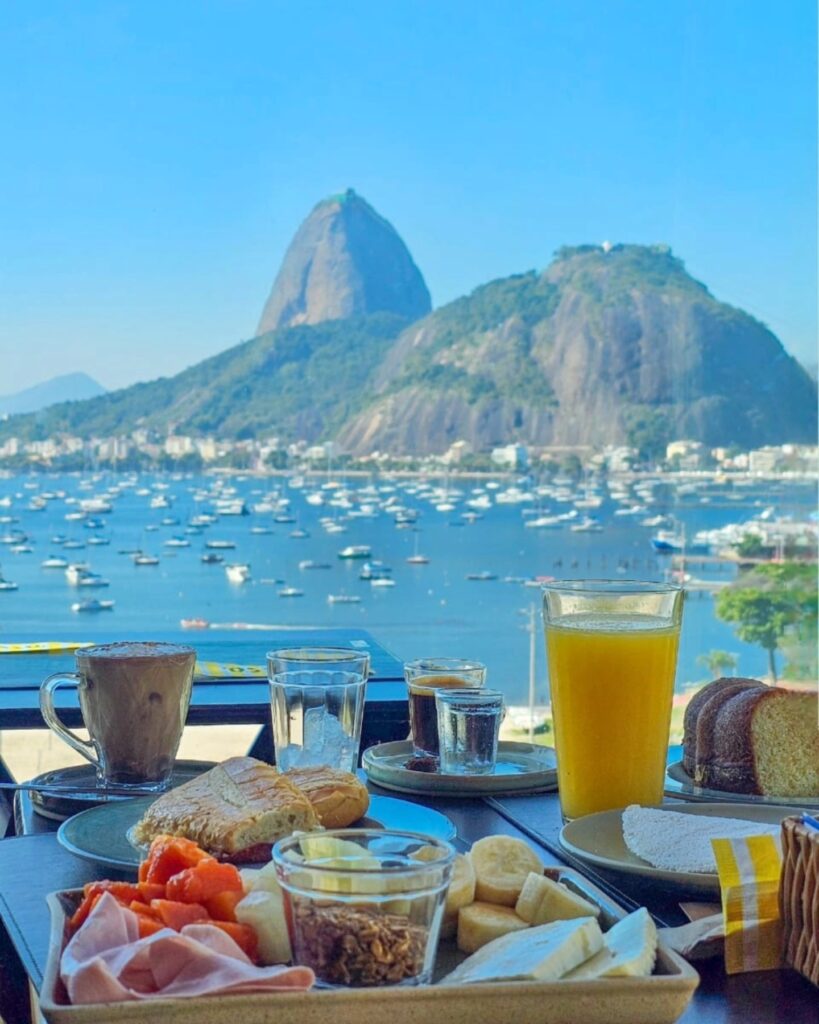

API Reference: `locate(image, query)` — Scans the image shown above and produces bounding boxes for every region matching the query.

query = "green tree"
[696,649,739,679]
[736,533,767,558]
[715,563,817,682]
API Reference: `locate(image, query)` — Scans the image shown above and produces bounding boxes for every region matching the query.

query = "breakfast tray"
[780,816,819,987]
[40,868,698,1024]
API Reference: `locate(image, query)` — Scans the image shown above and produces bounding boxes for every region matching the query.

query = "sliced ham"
[61,892,314,1005]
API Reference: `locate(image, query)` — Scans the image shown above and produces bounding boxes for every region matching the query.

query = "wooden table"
[0,785,816,1024]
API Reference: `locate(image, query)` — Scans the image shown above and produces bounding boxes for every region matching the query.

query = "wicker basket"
[780,816,819,987]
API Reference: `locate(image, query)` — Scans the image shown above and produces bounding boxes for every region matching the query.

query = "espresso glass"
[39,641,196,791]
[404,658,486,758]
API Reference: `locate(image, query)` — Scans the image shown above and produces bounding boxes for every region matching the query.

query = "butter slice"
[563,908,657,979]
[440,917,603,985]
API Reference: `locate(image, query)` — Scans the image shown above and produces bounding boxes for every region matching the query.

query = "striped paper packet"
[711,833,783,974]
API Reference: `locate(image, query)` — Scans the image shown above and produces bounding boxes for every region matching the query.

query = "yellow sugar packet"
[711,833,783,974]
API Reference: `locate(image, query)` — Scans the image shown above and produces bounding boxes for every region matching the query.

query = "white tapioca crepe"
[621,805,780,874]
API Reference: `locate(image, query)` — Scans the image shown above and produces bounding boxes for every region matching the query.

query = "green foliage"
[624,407,672,463]
[736,533,768,558]
[696,649,739,679]
[715,563,818,681]
[0,314,407,444]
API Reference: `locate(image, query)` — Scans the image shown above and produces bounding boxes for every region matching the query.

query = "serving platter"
[40,865,699,1024]
[56,794,456,871]
[664,760,819,809]
[559,801,798,896]
[362,740,557,797]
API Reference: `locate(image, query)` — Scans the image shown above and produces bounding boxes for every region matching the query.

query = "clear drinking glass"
[435,688,504,775]
[404,658,486,758]
[273,828,455,988]
[542,580,684,820]
[267,648,369,771]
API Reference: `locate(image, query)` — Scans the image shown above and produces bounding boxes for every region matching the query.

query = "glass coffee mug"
[39,641,196,791]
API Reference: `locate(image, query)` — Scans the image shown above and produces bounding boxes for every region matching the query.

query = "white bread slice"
[132,756,319,855]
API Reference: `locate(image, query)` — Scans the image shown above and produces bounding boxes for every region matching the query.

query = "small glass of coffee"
[404,658,486,759]
[39,641,196,792]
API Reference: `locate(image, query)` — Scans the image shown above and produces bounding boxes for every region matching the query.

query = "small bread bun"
[284,765,370,828]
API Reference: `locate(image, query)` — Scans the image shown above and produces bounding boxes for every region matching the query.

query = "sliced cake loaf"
[682,677,764,776]
[709,687,819,797]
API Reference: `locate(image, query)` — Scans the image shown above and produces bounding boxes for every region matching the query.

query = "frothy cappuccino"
[41,641,195,790]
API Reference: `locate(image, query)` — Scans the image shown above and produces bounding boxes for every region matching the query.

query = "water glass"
[404,658,486,758]
[435,688,504,775]
[542,579,683,820]
[267,648,369,772]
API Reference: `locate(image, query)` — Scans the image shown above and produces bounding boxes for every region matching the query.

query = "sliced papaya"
[82,880,143,905]
[150,899,210,930]
[143,836,213,885]
[204,889,243,922]
[137,916,165,939]
[129,900,161,919]
[137,882,167,903]
[212,920,259,962]
[165,860,243,904]
[68,891,103,933]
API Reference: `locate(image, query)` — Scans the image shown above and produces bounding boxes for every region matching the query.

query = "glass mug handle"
[39,673,99,768]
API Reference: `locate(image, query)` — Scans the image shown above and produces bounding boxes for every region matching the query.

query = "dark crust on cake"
[692,680,766,787]
[682,677,763,776]
[708,687,785,794]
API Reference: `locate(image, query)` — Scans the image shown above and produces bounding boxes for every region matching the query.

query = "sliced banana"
[469,835,544,906]
[515,872,600,925]
[563,908,658,979]
[457,901,530,954]
[446,854,477,914]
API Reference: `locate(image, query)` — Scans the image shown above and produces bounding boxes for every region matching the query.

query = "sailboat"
[406,532,429,564]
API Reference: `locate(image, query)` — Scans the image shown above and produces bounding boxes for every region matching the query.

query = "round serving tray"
[362,739,557,797]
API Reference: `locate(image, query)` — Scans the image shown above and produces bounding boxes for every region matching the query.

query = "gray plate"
[665,760,819,809]
[57,793,456,871]
[29,760,215,821]
[559,802,799,896]
[363,740,557,797]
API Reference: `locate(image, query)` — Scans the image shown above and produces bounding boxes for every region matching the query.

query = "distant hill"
[0,205,815,454]
[338,244,818,454]
[0,372,105,416]
[257,189,431,334]
[0,315,407,443]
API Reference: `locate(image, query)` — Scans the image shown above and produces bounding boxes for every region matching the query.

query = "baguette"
[132,756,319,860]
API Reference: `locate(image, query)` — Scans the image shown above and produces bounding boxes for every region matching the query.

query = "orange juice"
[545,613,680,819]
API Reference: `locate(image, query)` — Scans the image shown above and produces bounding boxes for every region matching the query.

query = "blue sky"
[1,0,816,393]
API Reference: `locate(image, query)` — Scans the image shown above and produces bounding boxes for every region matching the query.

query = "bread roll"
[283,765,370,827]
[132,756,319,858]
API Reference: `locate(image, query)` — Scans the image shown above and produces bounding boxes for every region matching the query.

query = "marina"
[0,469,814,705]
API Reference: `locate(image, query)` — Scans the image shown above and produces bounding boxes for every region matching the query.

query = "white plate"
[559,802,800,896]
[665,760,819,809]
[362,740,557,797]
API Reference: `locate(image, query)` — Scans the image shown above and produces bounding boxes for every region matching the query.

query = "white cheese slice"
[439,917,603,985]
[563,908,657,979]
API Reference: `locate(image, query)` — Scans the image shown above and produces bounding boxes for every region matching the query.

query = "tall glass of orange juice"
[542,580,683,820]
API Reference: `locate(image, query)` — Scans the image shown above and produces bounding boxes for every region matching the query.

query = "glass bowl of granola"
[272,829,455,987]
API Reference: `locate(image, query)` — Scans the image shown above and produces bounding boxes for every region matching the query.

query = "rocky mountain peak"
[256,189,431,334]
